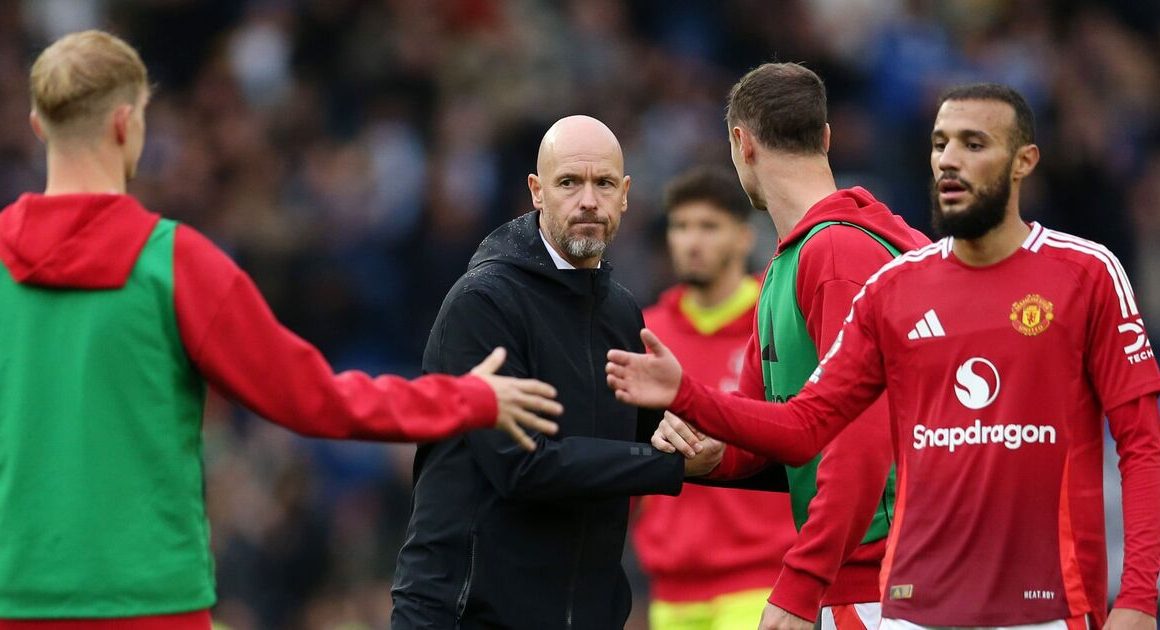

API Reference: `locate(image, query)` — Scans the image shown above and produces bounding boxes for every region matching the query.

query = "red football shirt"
[671,223,1160,626]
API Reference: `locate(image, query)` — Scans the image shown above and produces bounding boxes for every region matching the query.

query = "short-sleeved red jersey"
[672,223,1160,626]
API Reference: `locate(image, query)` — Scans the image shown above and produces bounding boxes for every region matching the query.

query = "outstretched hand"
[605,329,682,409]
[471,347,562,451]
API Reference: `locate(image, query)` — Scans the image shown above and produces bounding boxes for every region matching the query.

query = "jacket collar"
[469,211,612,298]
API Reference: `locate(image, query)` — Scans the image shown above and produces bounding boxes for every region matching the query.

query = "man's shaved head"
[529,115,630,268]
[536,115,624,177]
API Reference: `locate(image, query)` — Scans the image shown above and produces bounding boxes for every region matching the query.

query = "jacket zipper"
[454,532,478,621]
[584,280,598,435]
[565,285,598,629]
[564,518,587,629]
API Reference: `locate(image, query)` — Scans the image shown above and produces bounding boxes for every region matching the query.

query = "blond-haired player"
[0,30,561,629]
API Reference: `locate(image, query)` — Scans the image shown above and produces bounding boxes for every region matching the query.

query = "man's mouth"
[938,178,970,203]
[570,219,608,228]
[938,179,968,192]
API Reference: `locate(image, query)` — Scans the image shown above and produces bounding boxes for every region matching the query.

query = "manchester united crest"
[1010,294,1054,336]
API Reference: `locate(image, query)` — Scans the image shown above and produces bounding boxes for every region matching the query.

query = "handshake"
[652,411,726,477]
[602,328,723,475]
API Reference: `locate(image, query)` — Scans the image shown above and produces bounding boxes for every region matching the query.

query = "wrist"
[1111,598,1159,619]
[769,565,828,622]
[670,372,697,416]
[460,374,501,430]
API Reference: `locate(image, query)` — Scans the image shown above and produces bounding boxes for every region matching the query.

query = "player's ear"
[1011,144,1039,181]
[29,110,46,143]
[822,123,831,153]
[528,173,544,209]
[733,125,758,164]
[111,103,133,145]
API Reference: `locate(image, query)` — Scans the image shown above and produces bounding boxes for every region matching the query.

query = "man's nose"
[937,144,961,172]
[579,182,599,209]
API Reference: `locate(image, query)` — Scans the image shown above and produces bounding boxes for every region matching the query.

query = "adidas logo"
[907,309,946,340]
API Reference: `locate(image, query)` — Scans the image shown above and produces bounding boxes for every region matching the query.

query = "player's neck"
[686,268,746,309]
[43,143,127,196]
[952,208,1030,267]
[756,155,837,239]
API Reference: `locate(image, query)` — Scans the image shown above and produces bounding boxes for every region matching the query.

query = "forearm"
[468,433,685,501]
[175,228,497,441]
[670,374,850,466]
[707,443,774,480]
[199,303,498,440]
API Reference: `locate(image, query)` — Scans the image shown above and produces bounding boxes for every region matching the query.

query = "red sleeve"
[1081,253,1160,411]
[1079,253,1160,614]
[1108,394,1160,615]
[172,225,497,441]
[670,274,888,466]
[765,226,896,619]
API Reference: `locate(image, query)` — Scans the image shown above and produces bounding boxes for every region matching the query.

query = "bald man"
[391,116,711,629]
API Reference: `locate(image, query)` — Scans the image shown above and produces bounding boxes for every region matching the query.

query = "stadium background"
[1,0,1159,627]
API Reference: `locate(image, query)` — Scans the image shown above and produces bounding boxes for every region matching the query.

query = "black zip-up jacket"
[391,211,685,629]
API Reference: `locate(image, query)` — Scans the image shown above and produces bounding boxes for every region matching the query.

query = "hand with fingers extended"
[651,412,723,477]
[605,328,683,409]
[470,347,562,451]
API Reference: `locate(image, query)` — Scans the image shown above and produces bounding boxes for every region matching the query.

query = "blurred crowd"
[1,1,1158,628]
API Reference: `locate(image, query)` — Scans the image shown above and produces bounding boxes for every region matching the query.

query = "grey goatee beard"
[562,235,607,260]
[549,212,612,261]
